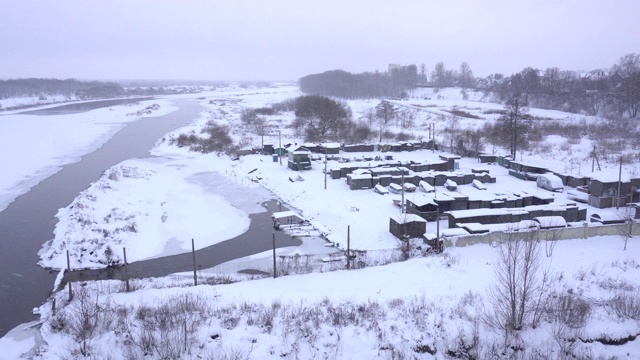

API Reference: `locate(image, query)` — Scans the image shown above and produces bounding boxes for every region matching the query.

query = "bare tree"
[540,223,565,257]
[443,115,460,152]
[432,62,447,92]
[240,108,270,149]
[457,129,484,157]
[458,61,475,94]
[484,231,547,333]
[361,107,376,128]
[498,92,530,160]
[611,53,640,118]
[294,95,352,141]
[397,108,415,129]
[375,100,396,142]
[542,67,560,93]
[64,286,110,356]
[617,206,635,250]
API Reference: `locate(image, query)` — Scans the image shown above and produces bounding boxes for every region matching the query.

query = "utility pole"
[272,232,277,278]
[191,239,197,286]
[436,206,441,252]
[278,130,282,166]
[401,172,405,214]
[617,155,623,209]
[66,250,72,301]
[347,225,351,270]
[431,123,435,152]
[123,247,129,292]
[591,146,601,172]
[324,148,327,190]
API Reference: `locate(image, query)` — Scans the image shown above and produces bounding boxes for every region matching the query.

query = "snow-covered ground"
[9,237,640,359]
[2,84,639,358]
[0,98,178,212]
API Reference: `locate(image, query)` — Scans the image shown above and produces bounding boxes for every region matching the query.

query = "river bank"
[0,98,202,336]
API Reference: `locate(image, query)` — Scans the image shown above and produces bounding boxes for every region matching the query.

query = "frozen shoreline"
[0,98,178,213]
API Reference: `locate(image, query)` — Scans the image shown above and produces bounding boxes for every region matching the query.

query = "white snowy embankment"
[0,99,177,212]
[37,156,259,270]
[24,237,640,359]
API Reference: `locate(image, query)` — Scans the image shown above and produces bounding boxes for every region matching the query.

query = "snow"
[391,213,426,223]
[0,98,178,212]
[532,215,568,228]
[272,210,301,220]
[25,237,635,359]
[38,157,253,269]
[2,85,640,358]
[591,211,626,222]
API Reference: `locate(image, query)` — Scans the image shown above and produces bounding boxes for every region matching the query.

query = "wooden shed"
[406,195,439,221]
[287,145,312,171]
[389,214,427,239]
[272,211,306,229]
[347,173,373,190]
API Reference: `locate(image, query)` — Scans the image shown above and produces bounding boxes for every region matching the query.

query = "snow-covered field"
[1,84,639,358]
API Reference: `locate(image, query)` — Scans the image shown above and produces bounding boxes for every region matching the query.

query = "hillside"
[3,84,639,359]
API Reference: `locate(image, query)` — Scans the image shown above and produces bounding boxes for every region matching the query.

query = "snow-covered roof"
[442,191,467,199]
[457,223,490,232]
[445,179,457,187]
[538,173,564,187]
[408,194,436,207]
[586,170,633,183]
[419,181,434,192]
[439,153,461,160]
[272,211,304,220]
[533,216,567,228]
[322,142,341,149]
[423,232,437,240]
[440,228,469,237]
[348,173,372,180]
[286,144,311,153]
[488,220,539,232]
[352,169,372,175]
[591,211,625,222]
[392,213,427,223]
[445,208,512,218]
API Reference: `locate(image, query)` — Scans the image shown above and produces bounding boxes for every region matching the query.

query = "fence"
[197,247,406,279]
[445,222,640,248]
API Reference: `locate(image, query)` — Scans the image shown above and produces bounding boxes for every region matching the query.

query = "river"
[0,98,299,337]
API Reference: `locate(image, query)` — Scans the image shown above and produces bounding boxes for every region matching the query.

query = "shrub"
[609,291,640,320]
[546,292,591,328]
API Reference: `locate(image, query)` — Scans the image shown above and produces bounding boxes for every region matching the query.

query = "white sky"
[1,0,639,82]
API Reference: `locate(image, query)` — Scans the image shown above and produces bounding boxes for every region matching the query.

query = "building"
[287,145,312,171]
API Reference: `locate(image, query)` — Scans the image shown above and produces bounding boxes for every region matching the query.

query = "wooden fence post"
[347,225,351,270]
[272,232,277,278]
[66,250,72,301]
[123,247,130,292]
[191,239,197,286]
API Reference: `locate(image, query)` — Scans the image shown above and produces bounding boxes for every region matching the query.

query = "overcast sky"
[1,0,639,82]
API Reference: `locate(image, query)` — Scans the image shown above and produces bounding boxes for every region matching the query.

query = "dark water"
[18,97,154,116]
[0,98,300,337]
[62,200,300,286]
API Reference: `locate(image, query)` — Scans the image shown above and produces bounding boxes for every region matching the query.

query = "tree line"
[489,54,640,119]
[299,53,640,121]
[299,65,418,99]
[0,78,197,104]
